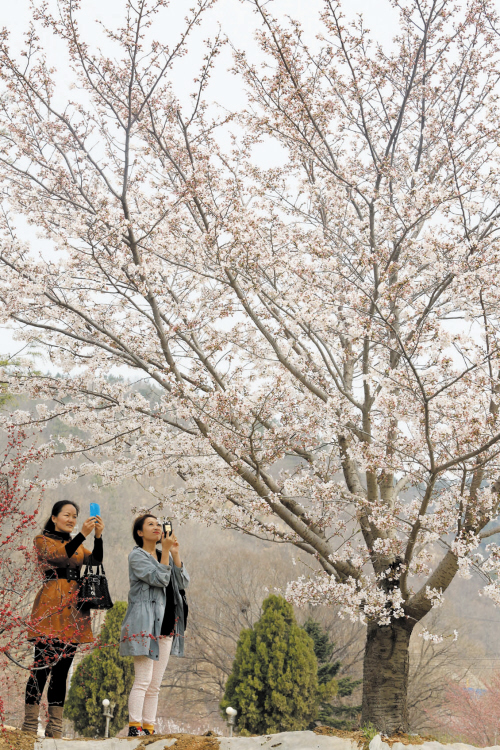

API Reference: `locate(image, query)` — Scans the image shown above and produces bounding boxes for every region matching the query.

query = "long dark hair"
[43,500,80,533]
[133,514,157,547]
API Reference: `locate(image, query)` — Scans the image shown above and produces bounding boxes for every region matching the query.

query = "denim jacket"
[119,546,190,660]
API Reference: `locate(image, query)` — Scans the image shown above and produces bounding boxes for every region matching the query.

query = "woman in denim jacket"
[120,514,190,736]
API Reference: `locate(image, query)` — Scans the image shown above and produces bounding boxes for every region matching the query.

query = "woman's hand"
[160,532,181,566]
[169,534,182,567]
[94,515,104,539]
[81,517,97,538]
[160,531,176,555]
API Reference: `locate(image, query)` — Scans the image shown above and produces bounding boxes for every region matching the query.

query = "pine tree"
[220,595,334,736]
[302,618,362,730]
[64,602,134,737]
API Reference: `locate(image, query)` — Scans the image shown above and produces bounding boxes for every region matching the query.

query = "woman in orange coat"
[21,500,104,738]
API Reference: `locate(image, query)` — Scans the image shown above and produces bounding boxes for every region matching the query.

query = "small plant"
[361,722,379,742]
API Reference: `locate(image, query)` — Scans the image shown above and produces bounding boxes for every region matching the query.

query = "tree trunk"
[361,618,414,734]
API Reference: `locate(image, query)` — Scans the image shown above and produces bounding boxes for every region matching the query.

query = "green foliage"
[64,602,134,737]
[302,618,362,730]
[220,595,323,736]
[361,722,379,742]
[302,619,341,684]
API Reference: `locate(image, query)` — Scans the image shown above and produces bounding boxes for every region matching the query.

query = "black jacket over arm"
[65,534,103,564]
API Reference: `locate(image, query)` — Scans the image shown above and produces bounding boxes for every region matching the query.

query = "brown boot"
[21,704,39,736]
[45,705,64,739]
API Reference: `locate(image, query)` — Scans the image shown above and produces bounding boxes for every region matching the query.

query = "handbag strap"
[82,562,107,576]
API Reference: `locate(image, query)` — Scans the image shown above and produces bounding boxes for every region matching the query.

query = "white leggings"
[128,637,173,727]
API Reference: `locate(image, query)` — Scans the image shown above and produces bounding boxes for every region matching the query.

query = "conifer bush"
[64,602,133,737]
[221,595,333,735]
[302,618,361,729]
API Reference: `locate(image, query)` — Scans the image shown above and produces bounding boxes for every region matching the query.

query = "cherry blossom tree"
[1,0,500,732]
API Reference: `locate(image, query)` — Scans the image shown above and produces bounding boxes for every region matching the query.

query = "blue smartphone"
[90,502,101,517]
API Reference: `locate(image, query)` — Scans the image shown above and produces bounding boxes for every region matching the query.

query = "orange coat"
[28,533,95,644]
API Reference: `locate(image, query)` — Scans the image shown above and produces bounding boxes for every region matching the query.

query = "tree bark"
[361,618,414,733]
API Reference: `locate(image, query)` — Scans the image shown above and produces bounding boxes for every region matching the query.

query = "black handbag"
[77,563,113,611]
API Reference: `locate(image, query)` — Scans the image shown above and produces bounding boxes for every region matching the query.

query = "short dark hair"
[133,514,157,547]
[44,501,80,533]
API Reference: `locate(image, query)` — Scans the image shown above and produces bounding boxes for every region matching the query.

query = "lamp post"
[102,698,115,739]
[225,707,237,737]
